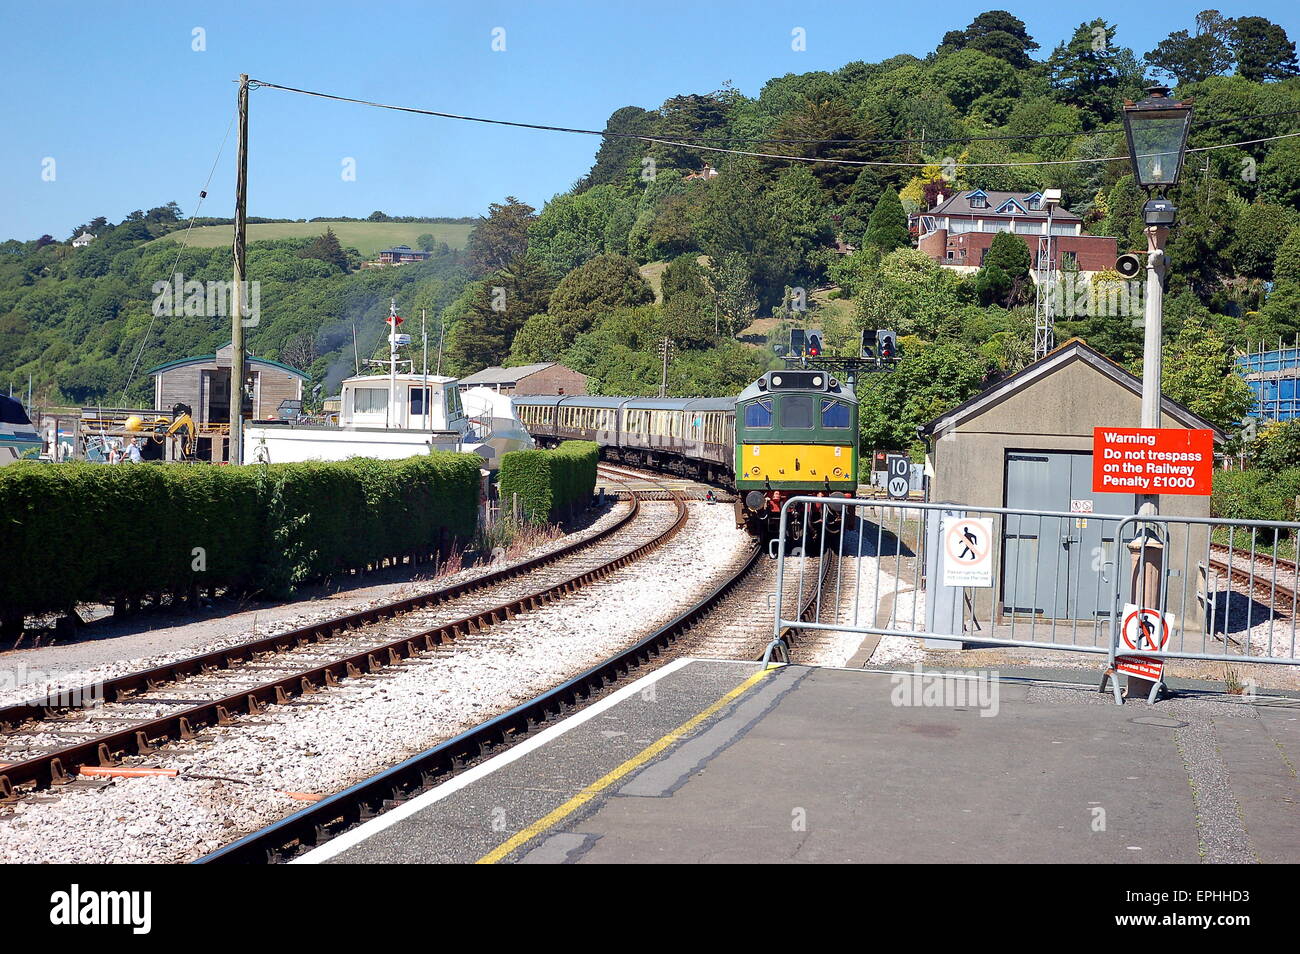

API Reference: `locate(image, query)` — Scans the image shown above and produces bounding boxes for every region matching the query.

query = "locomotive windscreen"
[766,371,827,391]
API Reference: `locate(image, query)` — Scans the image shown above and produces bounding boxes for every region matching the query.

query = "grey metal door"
[1004,452,1134,620]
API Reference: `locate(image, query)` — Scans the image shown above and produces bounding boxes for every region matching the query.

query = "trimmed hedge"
[499,440,598,522]
[1211,467,1300,524]
[0,452,481,619]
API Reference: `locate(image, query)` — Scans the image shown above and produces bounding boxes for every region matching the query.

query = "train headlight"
[745,491,765,511]
[771,375,782,387]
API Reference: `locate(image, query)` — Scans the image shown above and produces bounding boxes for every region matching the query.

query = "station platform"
[298,659,1300,865]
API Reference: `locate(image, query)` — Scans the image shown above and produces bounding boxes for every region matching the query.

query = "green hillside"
[149,221,472,256]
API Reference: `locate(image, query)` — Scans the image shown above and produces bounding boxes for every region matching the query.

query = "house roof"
[146,351,309,380]
[928,190,1082,222]
[460,363,584,385]
[920,338,1227,440]
[379,245,428,255]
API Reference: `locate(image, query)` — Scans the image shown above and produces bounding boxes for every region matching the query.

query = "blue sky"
[1,1,1297,241]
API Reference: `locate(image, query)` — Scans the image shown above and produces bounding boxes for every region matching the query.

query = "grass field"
[150,221,473,256]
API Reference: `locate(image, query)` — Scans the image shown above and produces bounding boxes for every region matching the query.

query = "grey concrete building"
[457,363,588,396]
[919,338,1225,629]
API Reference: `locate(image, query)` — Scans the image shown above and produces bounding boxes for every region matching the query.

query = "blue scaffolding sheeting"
[1236,347,1300,421]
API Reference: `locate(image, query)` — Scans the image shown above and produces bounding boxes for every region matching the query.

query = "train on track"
[514,366,860,539]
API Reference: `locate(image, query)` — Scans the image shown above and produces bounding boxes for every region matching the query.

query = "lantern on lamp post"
[1120,87,1193,499]
[1117,88,1193,670]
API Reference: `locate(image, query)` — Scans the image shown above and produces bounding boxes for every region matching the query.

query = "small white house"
[72,232,95,248]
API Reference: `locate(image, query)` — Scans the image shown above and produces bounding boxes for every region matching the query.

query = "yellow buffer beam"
[739,443,853,481]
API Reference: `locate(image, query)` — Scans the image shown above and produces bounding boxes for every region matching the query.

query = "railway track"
[199,536,839,863]
[1207,542,1300,618]
[0,483,687,801]
[199,514,845,862]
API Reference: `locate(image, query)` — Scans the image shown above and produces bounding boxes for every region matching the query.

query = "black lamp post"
[1120,86,1193,639]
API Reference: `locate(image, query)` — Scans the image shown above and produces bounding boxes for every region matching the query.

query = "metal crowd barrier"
[771,496,1300,703]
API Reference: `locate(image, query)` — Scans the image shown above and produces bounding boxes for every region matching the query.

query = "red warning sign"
[1092,427,1213,496]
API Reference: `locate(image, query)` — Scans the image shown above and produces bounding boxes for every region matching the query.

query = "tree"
[1273,226,1300,286]
[857,249,965,339]
[297,227,349,273]
[444,255,557,373]
[416,233,435,252]
[1047,20,1129,127]
[1101,175,1146,252]
[508,314,566,365]
[466,197,536,275]
[279,330,318,371]
[1159,315,1253,431]
[367,211,389,222]
[660,254,716,347]
[1227,204,1300,281]
[709,253,759,337]
[939,10,1040,69]
[1259,138,1300,210]
[547,254,654,337]
[983,230,1032,278]
[584,106,656,188]
[862,190,909,254]
[1232,16,1299,83]
[931,49,1020,114]
[1146,11,1236,85]
[857,339,990,450]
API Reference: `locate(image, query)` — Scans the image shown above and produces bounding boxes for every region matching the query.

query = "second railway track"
[0,478,687,800]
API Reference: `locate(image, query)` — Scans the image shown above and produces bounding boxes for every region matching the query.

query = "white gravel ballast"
[0,501,750,864]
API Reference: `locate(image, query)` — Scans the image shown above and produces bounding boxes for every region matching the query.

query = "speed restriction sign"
[887,455,909,499]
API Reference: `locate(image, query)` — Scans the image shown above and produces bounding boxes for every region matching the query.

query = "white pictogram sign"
[942,517,994,588]
[1116,602,1173,682]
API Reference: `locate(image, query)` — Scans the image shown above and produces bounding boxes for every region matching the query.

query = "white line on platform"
[292,656,697,864]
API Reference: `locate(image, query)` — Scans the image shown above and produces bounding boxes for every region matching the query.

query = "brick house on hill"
[912,190,1117,275]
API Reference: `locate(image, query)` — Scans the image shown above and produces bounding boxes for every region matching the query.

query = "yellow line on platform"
[475,666,777,864]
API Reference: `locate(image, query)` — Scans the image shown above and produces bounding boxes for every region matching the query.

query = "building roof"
[379,245,429,255]
[928,190,1082,222]
[920,338,1226,440]
[146,351,309,380]
[459,363,583,386]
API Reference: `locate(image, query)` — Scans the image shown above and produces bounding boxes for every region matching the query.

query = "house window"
[354,388,388,414]
[1062,251,1078,269]
[969,194,987,209]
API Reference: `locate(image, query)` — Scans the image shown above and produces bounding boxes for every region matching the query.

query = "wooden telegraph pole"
[229,74,250,465]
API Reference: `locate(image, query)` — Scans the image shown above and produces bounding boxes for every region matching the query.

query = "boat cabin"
[338,373,466,431]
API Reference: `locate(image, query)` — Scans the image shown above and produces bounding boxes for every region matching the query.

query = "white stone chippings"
[0,503,631,707]
[0,502,749,864]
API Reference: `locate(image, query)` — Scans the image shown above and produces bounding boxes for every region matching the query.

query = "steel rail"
[199,537,768,864]
[0,493,688,800]
[0,495,646,731]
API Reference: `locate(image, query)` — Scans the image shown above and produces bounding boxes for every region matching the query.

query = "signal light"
[876,329,897,360]
[807,330,823,357]
[861,328,876,359]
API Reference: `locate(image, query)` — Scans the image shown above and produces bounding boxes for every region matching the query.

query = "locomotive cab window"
[744,399,772,427]
[779,394,815,429]
[820,398,850,428]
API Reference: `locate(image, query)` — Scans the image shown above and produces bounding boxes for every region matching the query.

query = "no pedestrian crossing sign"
[1116,602,1173,682]
[942,517,994,588]
[1092,427,1214,496]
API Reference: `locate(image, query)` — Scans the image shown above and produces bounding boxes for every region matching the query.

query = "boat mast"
[387,297,398,428]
